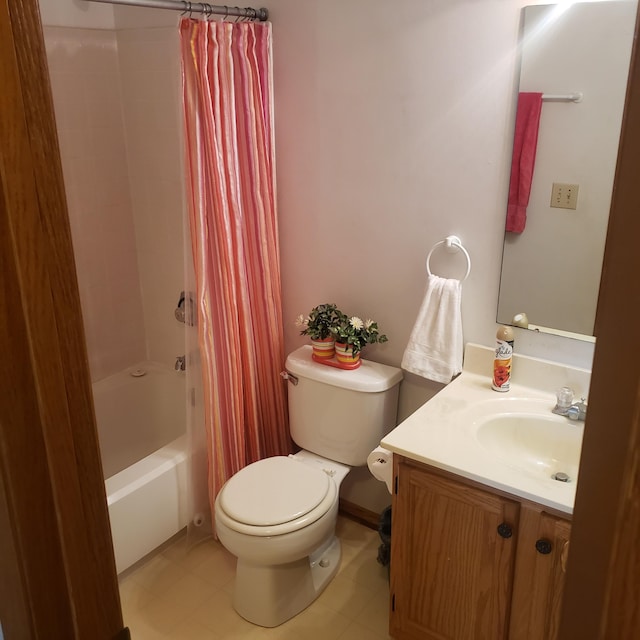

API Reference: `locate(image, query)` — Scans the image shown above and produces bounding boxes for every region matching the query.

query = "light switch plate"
[551,183,579,209]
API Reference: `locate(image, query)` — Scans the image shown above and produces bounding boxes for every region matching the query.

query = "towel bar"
[426,235,471,281]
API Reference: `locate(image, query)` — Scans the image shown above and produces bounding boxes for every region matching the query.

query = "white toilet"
[214,345,402,627]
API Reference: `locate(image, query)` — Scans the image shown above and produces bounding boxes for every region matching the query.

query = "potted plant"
[331,316,388,367]
[296,303,345,359]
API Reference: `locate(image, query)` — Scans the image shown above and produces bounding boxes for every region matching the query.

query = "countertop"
[381,343,591,514]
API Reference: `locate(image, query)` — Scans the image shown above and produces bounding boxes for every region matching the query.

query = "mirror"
[497,1,636,339]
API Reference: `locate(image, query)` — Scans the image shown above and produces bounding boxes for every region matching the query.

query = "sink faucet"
[175,355,186,371]
[552,386,587,421]
[566,399,587,421]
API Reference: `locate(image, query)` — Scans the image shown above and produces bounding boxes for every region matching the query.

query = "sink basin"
[475,414,583,481]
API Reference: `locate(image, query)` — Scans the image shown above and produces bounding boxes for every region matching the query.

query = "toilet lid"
[219,456,330,527]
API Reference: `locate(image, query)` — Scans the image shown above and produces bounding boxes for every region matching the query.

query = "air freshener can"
[492,325,514,392]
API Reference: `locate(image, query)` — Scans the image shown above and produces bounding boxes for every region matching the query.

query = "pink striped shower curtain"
[179,18,291,514]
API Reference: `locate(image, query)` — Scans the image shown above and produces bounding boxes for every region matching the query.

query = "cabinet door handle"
[497,523,513,538]
[535,538,553,554]
[561,540,570,572]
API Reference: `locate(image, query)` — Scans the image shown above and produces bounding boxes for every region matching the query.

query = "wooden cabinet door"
[390,459,519,640]
[509,505,572,640]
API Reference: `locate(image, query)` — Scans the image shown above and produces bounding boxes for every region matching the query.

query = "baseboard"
[338,499,380,530]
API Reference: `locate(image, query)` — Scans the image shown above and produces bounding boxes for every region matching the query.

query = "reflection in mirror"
[497,1,636,339]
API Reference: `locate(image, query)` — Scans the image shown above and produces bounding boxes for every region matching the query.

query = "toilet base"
[232,534,341,627]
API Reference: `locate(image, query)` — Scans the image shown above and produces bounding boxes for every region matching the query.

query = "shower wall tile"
[117,26,187,367]
[44,26,147,382]
[44,22,187,376]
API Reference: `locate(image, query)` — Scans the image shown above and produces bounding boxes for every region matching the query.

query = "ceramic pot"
[311,337,335,359]
[335,342,361,368]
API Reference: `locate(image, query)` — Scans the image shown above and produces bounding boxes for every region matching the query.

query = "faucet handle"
[566,398,587,421]
[566,405,580,420]
[556,386,574,409]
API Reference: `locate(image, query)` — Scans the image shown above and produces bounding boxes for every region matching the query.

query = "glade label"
[492,340,514,391]
[495,340,513,359]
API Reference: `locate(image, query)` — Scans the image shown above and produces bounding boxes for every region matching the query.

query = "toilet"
[214,345,402,627]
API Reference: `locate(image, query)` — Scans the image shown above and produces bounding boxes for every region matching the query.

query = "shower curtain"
[179,18,291,518]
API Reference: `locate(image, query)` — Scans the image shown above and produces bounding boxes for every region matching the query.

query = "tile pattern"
[119,516,392,640]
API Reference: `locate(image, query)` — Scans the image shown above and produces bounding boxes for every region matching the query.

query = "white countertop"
[381,344,591,514]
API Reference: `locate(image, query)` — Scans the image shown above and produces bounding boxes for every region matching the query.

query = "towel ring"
[426,235,471,281]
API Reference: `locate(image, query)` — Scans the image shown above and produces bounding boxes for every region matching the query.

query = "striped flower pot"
[311,337,335,359]
[335,342,361,368]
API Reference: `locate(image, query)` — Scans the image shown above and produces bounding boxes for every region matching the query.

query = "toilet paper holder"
[367,447,394,494]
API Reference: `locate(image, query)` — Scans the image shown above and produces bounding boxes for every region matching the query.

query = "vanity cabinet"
[389,456,571,640]
[508,506,571,639]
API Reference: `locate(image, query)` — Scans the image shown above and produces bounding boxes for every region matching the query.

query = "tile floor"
[119,516,393,640]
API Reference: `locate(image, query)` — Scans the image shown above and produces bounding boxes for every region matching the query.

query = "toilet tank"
[284,346,403,466]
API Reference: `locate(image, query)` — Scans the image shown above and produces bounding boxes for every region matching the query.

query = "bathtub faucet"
[175,355,186,372]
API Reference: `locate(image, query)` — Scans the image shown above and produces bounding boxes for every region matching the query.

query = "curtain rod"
[86,0,268,21]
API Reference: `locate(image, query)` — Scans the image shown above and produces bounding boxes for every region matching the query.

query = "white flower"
[295,314,308,328]
[364,319,374,329]
[349,316,364,330]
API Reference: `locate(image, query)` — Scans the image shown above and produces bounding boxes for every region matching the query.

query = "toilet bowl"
[214,451,350,627]
[213,346,403,628]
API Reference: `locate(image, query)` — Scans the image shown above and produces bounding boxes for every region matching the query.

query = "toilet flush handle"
[280,370,298,386]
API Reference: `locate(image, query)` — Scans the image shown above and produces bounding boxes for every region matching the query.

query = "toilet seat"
[216,456,337,537]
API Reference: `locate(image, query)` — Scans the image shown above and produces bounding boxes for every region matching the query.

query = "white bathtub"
[93,363,189,574]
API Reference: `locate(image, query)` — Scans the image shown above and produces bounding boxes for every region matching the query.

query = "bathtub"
[93,363,189,574]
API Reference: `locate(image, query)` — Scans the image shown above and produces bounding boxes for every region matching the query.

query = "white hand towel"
[401,274,463,384]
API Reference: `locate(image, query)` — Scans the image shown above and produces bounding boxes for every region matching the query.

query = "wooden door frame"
[0,0,126,638]
[559,7,640,638]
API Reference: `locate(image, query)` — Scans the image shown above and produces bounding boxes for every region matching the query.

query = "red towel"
[505,92,543,233]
